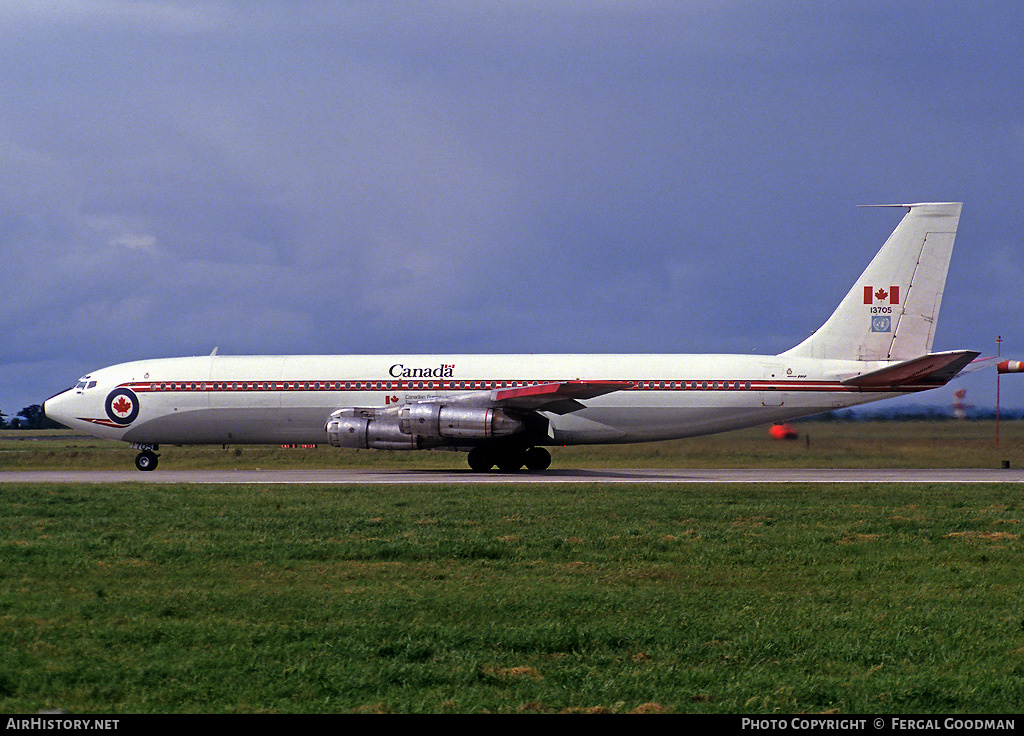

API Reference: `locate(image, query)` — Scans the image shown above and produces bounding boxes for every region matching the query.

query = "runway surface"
[2,468,1023,484]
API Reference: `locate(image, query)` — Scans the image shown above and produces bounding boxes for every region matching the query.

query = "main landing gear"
[134,449,160,471]
[467,445,551,473]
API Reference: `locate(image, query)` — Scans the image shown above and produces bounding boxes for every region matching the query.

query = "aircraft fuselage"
[45,352,918,447]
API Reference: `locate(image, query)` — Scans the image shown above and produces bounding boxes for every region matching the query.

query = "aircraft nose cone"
[43,389,74,429]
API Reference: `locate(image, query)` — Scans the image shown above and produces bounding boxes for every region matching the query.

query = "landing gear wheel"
[524,447,551,471]
[496,449,526,472]
[135,450,159,471]
[467,447,495,472]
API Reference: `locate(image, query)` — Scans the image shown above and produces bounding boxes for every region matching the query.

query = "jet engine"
[326,403,524,450]
[325,409,424,450]
[399,403,523,439]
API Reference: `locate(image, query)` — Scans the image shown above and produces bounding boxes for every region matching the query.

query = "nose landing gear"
[134,449,160,471]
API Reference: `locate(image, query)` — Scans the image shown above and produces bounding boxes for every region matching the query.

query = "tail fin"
[782,202,962,362]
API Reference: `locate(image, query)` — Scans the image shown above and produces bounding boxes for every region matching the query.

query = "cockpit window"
[74,376,97,392]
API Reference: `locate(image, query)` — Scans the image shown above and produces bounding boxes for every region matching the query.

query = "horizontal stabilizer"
[841,350,980,388]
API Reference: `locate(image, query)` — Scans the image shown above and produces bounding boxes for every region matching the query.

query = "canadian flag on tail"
[863,285,900,305]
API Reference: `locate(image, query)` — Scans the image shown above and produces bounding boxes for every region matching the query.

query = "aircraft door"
[761,365,784,406]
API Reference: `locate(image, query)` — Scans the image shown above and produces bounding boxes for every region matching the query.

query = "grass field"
[1,423,1023,713]
[3,419,1024,470]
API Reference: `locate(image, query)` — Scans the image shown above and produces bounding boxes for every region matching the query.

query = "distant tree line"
[804,406,1024,422]
[0,404,63,430]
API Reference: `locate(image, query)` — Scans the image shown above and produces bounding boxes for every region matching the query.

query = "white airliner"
[44,202,978,472]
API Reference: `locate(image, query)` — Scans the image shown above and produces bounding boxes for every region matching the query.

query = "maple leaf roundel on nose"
[105,388,140,426]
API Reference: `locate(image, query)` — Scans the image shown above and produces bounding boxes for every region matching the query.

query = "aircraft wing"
[368,379,631,418]
[489,380,631,414]
[841,350,980,388]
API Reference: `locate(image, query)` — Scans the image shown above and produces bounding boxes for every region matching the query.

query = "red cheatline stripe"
[79,417,128,428]
[118,378,927,394]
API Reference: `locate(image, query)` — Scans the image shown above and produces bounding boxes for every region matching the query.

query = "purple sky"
[2,2,1023,416]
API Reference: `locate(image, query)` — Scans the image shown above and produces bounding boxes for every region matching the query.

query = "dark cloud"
[2,1,1022,416]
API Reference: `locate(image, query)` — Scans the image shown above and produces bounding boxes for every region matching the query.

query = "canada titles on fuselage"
[389,363,456,379]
